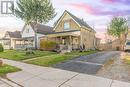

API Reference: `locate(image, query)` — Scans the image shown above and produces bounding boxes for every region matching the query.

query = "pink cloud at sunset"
[101,0,119,3]
[68,3,130,16]
[101,0,130,5]
[69,3,97,14]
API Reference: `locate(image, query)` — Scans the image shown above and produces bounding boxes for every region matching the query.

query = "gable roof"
[54,10,96,32]
[22,23,54,35]
[30,23,54,34]
[5,31,21,38]
[66,11,92,29]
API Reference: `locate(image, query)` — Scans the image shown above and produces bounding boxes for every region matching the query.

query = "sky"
[0,0,130,42]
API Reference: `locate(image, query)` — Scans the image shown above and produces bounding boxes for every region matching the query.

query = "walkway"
[1,58,130,87]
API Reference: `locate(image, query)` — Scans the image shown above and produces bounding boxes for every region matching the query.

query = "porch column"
[69,36,72,45]
[69,36,72,51]
[14,39,16,49]
[60,36,62,44]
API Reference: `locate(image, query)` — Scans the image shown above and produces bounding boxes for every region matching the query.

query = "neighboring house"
[0,31,21,49]
[111,39,120,50]
[0,24,53,49]
[99,39,120,51]
[46,10,97,50]
[21,23,53,49]
[95,38,101,49]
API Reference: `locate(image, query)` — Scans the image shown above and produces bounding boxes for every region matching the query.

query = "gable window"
[64,22,70,30]
[26,29,29,33]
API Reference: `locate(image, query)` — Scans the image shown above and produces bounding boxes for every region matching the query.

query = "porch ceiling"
[47,31,80,37]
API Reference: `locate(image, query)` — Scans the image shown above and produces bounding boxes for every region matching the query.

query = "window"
[26,29,29,33]
[126,42,130,45]
[64,22,70,30]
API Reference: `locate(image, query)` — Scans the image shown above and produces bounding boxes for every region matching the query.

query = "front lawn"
[0,64,21,77]
[0,50,56,61]
[25,50,97,67]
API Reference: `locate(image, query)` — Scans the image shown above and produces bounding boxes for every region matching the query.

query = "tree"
[107,17,129,50]
[13,0,56,49]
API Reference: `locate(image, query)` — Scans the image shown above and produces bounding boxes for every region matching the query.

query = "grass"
[122,54,130,65]
[25,50,98,67]
[0,50,56,61]
[0,50,98,67]
[124,57,130,64]
[0,64,21,77]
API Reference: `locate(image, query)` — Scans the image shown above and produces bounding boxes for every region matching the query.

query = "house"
[0,31,21,49]
[111,39,120,50]
[1,10,99,51]
[46,10,98,50]
[0,24,53,49]
[21,23,53,49]
[95,38,101,49]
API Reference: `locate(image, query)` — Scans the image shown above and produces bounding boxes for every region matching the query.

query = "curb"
[0,78,22,87]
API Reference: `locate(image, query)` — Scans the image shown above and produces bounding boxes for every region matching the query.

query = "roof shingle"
[30,23,54,34]
[6,31,21,38]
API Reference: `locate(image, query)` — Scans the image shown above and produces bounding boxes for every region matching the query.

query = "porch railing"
[14,44,34,49]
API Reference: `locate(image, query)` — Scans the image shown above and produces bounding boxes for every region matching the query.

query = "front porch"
[55,36,80,50]
[47,31,81,52]
[0,38,11,49]
[13,37,34,49]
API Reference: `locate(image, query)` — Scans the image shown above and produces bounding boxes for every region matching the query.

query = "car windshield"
[126,42,130,45]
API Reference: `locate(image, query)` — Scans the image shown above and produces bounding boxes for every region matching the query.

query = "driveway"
[1,57,130,87]
[96,52,130,82]
[53,51,120,74]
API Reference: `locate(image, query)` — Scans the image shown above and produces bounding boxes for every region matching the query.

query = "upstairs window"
[64,22,70,30]
[26,28,29,33]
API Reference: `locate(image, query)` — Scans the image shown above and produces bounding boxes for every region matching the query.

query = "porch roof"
[47,30,80,37]
[0,38,10,40]
[14,37,34,41]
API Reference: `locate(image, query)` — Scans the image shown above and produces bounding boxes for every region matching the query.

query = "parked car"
[124,41,130,51]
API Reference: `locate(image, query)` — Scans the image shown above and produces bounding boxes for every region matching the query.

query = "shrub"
[40,40,57,51]
[0,60,3,66]
[0,44,4,52]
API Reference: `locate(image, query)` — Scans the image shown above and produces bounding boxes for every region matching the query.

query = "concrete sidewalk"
[0,79,11,87]
[1,58,130,87]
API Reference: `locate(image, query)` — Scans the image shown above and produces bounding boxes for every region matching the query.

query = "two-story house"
[0,24,53,49]
[46,10,97,50]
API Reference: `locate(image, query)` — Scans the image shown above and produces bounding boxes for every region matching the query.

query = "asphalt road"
[53,51,120,74]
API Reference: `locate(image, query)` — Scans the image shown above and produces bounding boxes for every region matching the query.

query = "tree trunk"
[119,33,126,51]
[34,24,38,50]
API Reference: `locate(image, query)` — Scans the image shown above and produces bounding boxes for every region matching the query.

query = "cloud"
[68,3,130,16]
[68,3,98,14]
[101,0,130,5]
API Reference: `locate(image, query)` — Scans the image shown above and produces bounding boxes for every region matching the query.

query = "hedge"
[0,43,4,52]
[40,40,57,51]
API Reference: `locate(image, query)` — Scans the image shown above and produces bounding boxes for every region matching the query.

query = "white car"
[124,41,130,51]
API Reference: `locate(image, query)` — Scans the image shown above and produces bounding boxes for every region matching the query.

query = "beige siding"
[112,39,120,50]
[80,27,95,49]
[54,13,80,32]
